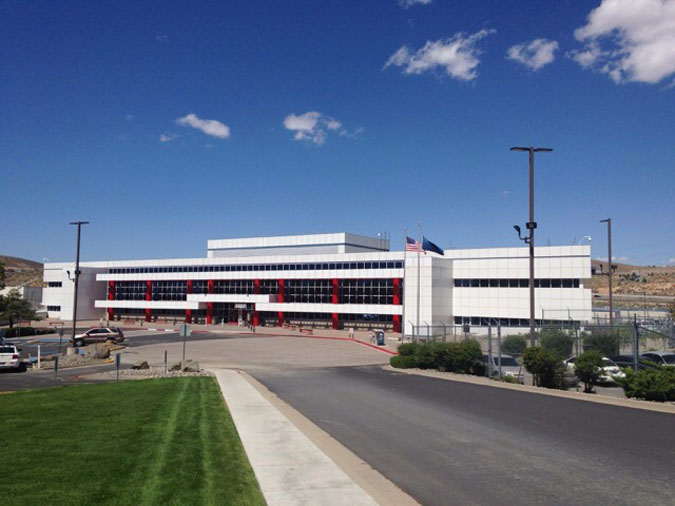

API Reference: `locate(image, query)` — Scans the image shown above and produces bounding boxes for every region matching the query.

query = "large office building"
[42,232,592,335]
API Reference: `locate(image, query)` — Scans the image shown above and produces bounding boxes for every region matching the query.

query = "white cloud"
[399,0,432,8]
[666,257,675,265]
[339,126,365,138]
[501,189,512,196]
[596,256,629,263]
[570,0,675,84]
[283,112,348,145]
[155,34,169,43]
[507,38,559,70]
[159,133,179,143]
[125,114,134,121]
[176,113,230,139]
[384,29,495,81]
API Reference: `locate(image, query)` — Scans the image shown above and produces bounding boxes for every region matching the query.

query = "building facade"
[42,233,592,334]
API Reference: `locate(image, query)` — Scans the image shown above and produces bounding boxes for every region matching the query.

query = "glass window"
[489,279,498,287]
[552,279,562,288]
[480,279,488,287]
[519,279,528,288]
[562,279,572,288]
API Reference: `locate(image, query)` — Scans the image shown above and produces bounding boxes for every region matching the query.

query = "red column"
[332,278,339,329]
[254,278,261,294]
[145,280,152,322]
[393,315,401,333]
[107,281,115,321]
[393,278,402,305]
[185,280,193,323]
[253,308,259,327]
[207,280,214,324]
[277,279,285,327]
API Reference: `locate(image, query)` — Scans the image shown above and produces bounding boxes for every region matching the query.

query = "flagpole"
[417,220,421,341]
[402,228,407,340]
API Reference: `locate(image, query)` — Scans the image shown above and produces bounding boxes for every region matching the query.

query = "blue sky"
[2,0,674,266]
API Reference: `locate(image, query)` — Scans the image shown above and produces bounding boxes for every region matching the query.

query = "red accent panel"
[278,279,285,303]
[332,312,339,330]
[332,278,339,304]
[107,307,114,320]
[145,280,152,301]
[185,309,192,323]
[278,311,284,326]
[208,279,214,294]
[393,278,402,305]
[145,308,151,322]
[253,311,259,327]
[207,302,213,324]
[254,279,261,295]
[186,280,193,294]
[108,281,115,301]
[393,314,401,333]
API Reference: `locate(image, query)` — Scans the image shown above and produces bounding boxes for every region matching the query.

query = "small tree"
[584,331,621,358]
[575,351,603,393]
[523,346,564,389]
[0,289,39,328]
[539,329,573,359]
[501,335,527,355]
[0,261,5,289]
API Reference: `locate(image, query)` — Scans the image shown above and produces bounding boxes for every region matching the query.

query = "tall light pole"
[70,221,89,343]
[600,218,613,327]
[511,146,552,347]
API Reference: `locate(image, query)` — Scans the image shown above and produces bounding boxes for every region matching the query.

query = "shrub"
[397,342,417,356]
[523,346,565,389]
[390,355,417,369]
[575,351,603,393]
[584,331,621,358]
[539,329,573,359]
[413,342,437,369]
[2,327,52,338]
[501,335,527,355]
[618,367,675,402]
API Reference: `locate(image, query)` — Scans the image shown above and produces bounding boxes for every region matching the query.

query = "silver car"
[483,353,524,383]
[640,351,675,367]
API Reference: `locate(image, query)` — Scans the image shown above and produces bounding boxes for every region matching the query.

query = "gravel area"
[33,354,110,369]
[81,367,214,381]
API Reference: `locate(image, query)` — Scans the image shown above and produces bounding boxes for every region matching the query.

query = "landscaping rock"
[132,360,149,370]
[169,362,182,371]
[84,344,110,360]
[181,360,200,372]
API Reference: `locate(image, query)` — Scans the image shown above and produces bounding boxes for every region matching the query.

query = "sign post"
[57,326,64,355]
[115,352,121,381]
[54,355,59,384]
[179,323,192,361]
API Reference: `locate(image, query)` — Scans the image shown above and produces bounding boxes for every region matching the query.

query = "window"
[48,281,62,288]
[47,305,61,311]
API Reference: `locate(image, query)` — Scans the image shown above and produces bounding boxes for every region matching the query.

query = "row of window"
[46,305,61,311]
[109,279,401,305]
[47,282,62,288]
[108,260,404,275]
[454,278,580,288]
[454,316,579,328]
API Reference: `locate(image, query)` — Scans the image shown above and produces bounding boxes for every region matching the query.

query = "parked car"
[482,353,524,383]
[564,356,626,384]
[640,351,675,367]
[72,327,124,347]
[611,355,660,371]
[0,345,26,372]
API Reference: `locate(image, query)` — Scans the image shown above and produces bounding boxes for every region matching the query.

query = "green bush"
[397,342,417,356]
[618,367,675,402]
[501,335,527,355]
[575,351,603,393]
[523,346,565,389]
[2,327,52,338]
[583,331,621,358]
[413,342,437,369]
[539,329,573,359]
[390,355,417,369]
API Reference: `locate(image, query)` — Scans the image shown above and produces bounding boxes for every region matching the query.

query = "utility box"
[375,330,385,346]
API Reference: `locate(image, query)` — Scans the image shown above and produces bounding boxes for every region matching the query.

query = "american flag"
[405,236,422,252]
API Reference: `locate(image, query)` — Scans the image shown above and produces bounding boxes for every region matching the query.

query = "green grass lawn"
[0,377,266,506]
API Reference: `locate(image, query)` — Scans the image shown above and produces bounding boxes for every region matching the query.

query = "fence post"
[633,316,639,372]
[497,323,502,381]
[487,325,493,379]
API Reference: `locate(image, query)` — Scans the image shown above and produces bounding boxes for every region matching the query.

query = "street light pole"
[69,221,89,344]
[600,218,613,327]
[511,146,552,347]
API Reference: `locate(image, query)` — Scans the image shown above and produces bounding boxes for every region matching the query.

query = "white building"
[42,233,592,335]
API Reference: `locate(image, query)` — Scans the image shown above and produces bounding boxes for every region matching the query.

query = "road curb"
[385,366,675,414]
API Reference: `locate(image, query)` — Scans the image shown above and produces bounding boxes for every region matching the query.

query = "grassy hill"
[0,255,43,287]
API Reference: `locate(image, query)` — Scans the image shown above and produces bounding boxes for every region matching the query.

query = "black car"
[610,355,659,371]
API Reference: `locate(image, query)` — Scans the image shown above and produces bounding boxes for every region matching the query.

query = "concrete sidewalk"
[213,368,379,506]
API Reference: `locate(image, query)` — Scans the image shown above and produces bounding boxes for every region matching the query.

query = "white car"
[564,356,626,384]
[0,345,25,372]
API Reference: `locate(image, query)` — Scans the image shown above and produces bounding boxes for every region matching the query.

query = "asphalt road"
[252,366,675,506]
